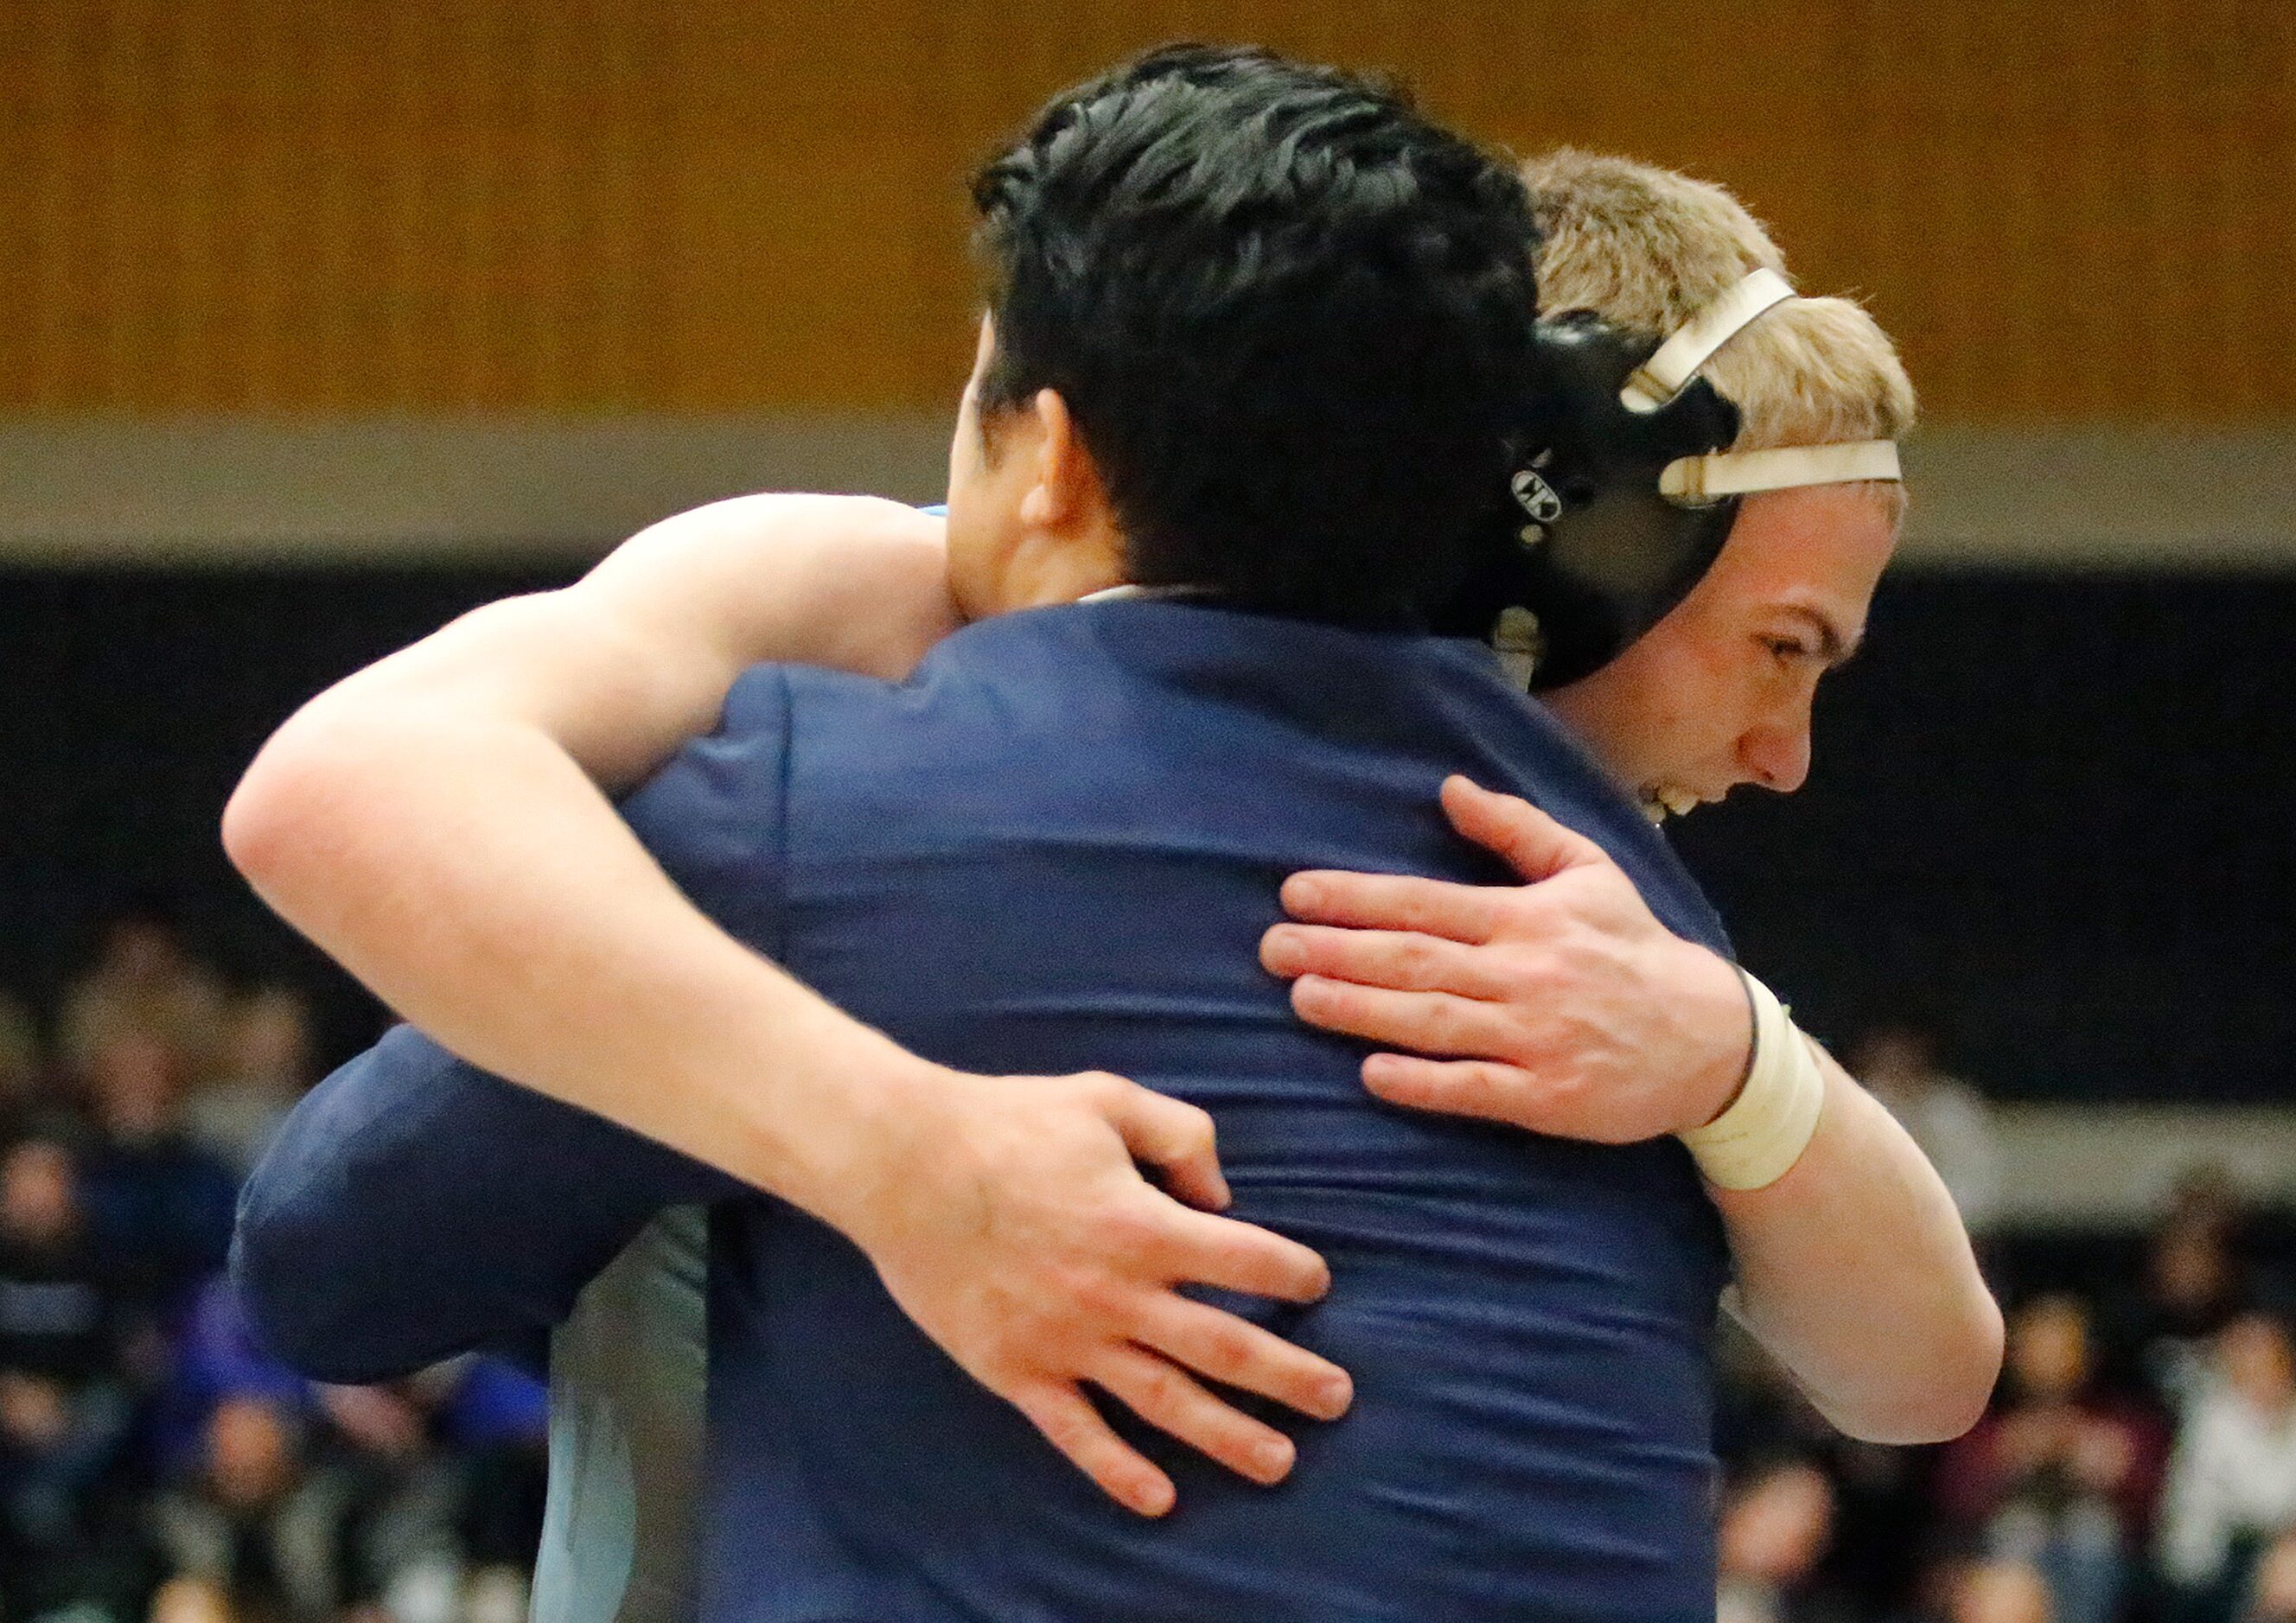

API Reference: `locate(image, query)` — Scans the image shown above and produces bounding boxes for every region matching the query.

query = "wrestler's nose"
[1738,705,1813,795]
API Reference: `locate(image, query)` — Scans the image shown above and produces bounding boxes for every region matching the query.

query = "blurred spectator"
[1946,1560,2057,1623]
[0,1137,140,1563]
[2158,1312,2296,1620]
[1719,1457,1855,1623]
[0,992,44,1133]
[2247,1531,2296,1622]
[147,1395,339,1623]
[187,988,316,1178]
[1850,1021,2003,1237]
[166,1279,547,1623]
[1938,1294,2169,1623]
[1718,1315,1943,1619]
[77,1029,238,1314]
[61,913,229,1083]
[2108,1214,2252,1419]
[2165,1167,2251,1250]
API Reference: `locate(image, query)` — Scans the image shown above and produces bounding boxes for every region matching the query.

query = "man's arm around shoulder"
[233,1022,742,1384]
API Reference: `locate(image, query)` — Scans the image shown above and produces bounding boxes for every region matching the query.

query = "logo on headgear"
[1510,467,1563,547]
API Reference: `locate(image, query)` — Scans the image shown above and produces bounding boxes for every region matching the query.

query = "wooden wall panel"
[2,0,2288,419]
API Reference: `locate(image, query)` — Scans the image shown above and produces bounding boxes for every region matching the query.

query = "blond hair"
[1521,150,1916,455]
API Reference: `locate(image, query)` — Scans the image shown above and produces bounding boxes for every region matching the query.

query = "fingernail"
[1283,876,1323,911]
[1319,1374,1354,1417]
[1261,930,1304,975]
[1255,1436,1295,1480]
[1137,1477,1176,1516]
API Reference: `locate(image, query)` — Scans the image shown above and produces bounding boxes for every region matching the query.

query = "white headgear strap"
[1619,267,1796,413]
[1660,439,1902,500]
[1619,266,1902,503]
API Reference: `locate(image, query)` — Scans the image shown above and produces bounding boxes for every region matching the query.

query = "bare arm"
[223,493,1349,1515]
[1260,776,2002,1444]
[1707,1047,2002,1442]
[225,495,965,1220]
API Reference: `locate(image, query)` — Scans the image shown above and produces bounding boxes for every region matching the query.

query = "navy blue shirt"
[239,600,1733,1620]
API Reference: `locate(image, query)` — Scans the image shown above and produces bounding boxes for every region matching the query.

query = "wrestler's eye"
[1761,635,1814,665]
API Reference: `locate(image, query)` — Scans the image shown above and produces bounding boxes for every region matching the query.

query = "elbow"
[230,1205,387,1384]
[222,701,395,926]
[1830,1291,2006,1446]
[231,1164,438,1386]
[222,710,333,895]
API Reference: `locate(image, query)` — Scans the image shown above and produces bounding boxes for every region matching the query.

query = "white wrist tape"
[1678,970,1826,1191]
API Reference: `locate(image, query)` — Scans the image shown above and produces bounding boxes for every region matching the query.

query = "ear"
[1017,388,1125,596]
[1020,388,1102,531]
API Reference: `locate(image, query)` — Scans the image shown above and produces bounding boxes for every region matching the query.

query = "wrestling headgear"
[1438,268,1903,690]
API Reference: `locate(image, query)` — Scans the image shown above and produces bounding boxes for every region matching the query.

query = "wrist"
[698,972,955,1233]
[1677,970,1826,1191]
[783,1056,949,1238]
[1681,945,1758,1132]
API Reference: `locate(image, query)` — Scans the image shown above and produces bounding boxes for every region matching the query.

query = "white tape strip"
[1620,267,1798,413]
[1658,440,1903,501]
[1679,971,1827,1191]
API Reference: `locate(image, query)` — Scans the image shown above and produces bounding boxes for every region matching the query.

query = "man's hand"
[829,1069,1353,1518]
[1260,775,1751,1142]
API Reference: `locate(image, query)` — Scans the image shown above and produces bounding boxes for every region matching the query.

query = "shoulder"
[584,493,957,684]
[622,492,943,556]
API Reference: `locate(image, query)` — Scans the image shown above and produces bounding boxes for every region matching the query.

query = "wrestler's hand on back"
[826,1066,1350,1518]
[1260,776,2002,1443]
[227,492,1349,1514]
[1260,775,1751,1141]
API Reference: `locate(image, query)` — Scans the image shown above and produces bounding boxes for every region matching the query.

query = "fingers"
[1094,1348,1298,1487]
[1361,1053,1538,1128]
[1155,1206,1330,1302]
[1439,776,1607,882]
[1099,1079,1230,1212]
[1279,869,1502,942]
[1134,1292,1353,1422]
[1260,923,1508,1000]
[1289,976,1521,1063]
[1009,1380,1177,1518]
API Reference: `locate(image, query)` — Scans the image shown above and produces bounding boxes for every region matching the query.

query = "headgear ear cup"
[1436,269,1903,692]
[1432,315,1742,690]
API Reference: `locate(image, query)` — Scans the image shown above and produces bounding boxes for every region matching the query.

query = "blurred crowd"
[1717,1028,2296,1623]
[0,915,546,1623]
[4,915,2295,1623]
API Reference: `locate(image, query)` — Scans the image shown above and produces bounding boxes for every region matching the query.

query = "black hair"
[969,44,1540,623]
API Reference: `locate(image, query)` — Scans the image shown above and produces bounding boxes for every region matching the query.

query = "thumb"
[1094,1077,1232,1212]
[1440,775,1605,882]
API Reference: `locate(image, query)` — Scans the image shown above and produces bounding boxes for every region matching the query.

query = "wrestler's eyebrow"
[1782,603,1862,667]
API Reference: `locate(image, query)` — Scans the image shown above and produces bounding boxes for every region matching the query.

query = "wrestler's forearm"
[222,493,961,1217]
[230,704,942,1219]
[1712,1051,2002,1444]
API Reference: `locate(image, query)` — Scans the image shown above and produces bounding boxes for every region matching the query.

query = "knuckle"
[1054,1259,1128,1319]
[1196,1319,1257,1377]
[1429,1001,1473,1050]
[1462,1064,1512,1114]
[1026,1397,1086,1452]
[1082,1269,1143,1321]
[1396,937,1440,984]
[1130,1359,1185,1414]
[1096,1206,1164,1263]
